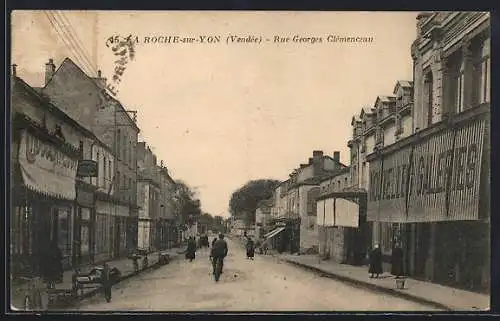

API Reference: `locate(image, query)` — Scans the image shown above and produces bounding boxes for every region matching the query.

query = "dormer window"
[54,125,65,141]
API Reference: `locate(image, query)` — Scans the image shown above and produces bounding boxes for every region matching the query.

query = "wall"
[383,123,396,146]
[138,182,150,219]
[401,115,413,138]
[299,185,319,250]
[318,226,345,262]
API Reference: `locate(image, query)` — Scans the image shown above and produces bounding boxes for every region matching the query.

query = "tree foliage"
[172,180,202,226]
[229,179,281,224]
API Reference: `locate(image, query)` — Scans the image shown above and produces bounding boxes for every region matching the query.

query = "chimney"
[300,164,307,169]
[312,150,324,176]
[45,58,56,85]
[308,157,313,165]
[333,151,340,163]
[312,150,323,158]
[12,64,17,78]
[98,70,102,78]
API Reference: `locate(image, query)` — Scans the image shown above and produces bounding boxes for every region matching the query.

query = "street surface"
[73,239,438,311]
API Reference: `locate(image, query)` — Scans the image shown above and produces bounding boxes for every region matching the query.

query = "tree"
[229,179,281,226]
[172,180,202,226]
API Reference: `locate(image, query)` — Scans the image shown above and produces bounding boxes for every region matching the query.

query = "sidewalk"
[10,247,183,311]
[280,254,489,311]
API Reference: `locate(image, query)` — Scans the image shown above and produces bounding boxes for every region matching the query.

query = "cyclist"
[211,233,228,275]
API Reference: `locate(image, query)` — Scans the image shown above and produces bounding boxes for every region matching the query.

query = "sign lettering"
[369,142,481,202]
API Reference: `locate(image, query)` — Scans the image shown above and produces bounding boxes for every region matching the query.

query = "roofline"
[45,57,140,133]
[14,76,113,153]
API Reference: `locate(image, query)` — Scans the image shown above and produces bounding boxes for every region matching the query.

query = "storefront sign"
[18,130,78,200]
[77,160,98,177]
[77,188,94,207]
[317,197,359,227]
[367,119,486,222]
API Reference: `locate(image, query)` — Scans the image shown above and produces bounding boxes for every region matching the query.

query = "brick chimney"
[333,151,340,163]
[312,150,324,176]
[45,58,56,85]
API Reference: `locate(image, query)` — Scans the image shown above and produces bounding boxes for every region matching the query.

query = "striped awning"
[263,227,285,239]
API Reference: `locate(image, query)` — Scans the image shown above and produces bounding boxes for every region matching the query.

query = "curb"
[283,259,453,311]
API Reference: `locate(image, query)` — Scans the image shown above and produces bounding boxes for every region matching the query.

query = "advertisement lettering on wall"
[367,118,486,222]
[18,130,78,200]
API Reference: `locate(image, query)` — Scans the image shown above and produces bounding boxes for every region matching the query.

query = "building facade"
[41,58,140,257]
[11,70,101,274]
[267,150,347,253]
[348,81,414,266]
[366,12,490,292]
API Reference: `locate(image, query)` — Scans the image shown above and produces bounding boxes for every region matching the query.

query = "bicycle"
[17,275,43,311]
[213,257,223,282]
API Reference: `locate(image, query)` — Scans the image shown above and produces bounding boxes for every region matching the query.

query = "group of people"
[182,233,229,275]
[368,243,405,279]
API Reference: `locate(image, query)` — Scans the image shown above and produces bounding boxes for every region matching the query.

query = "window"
[474,37,490,105]
[108,160,112,181]
[423,71,434,126]
[79,141,84,158]
[123,134,127,161]
[446,51,463,115]
[116,171,120,191]
[117,130,121,159]
[128,142,132,165]
[103,156,107,188]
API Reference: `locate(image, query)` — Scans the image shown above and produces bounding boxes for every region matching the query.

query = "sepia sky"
[12,11,418,217]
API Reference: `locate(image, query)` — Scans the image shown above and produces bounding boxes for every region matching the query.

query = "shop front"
[366,108,490,292]
[11,125,79,275]
[266,218,300,254]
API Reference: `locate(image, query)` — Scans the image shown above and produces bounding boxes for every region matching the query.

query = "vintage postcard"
[9,11,490,312]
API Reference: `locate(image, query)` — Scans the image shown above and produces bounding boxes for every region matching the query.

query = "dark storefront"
[11,117,79,275]
[366,106,490,292]
[266,218,300,254]
[74,182,96,266]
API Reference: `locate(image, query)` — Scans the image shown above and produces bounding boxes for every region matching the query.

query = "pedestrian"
[369,244,383,278]
[246,238,255,260]
[101,263,112,303]
[391,241,404,278]
[185,237,197,262]
[212,237,217,248]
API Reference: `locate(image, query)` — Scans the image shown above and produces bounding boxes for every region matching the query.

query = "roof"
[319,166,351,183]
[359,106,375,119]
[44,57,140,133]
[393,80,414,94]
[13,76,113,153]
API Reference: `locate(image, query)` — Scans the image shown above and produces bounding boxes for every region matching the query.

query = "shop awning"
[263,227,285,239]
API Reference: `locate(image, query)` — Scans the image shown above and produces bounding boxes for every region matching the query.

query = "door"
[414,223,431,278]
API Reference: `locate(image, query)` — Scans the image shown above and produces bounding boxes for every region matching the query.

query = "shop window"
[380,222,393,256]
